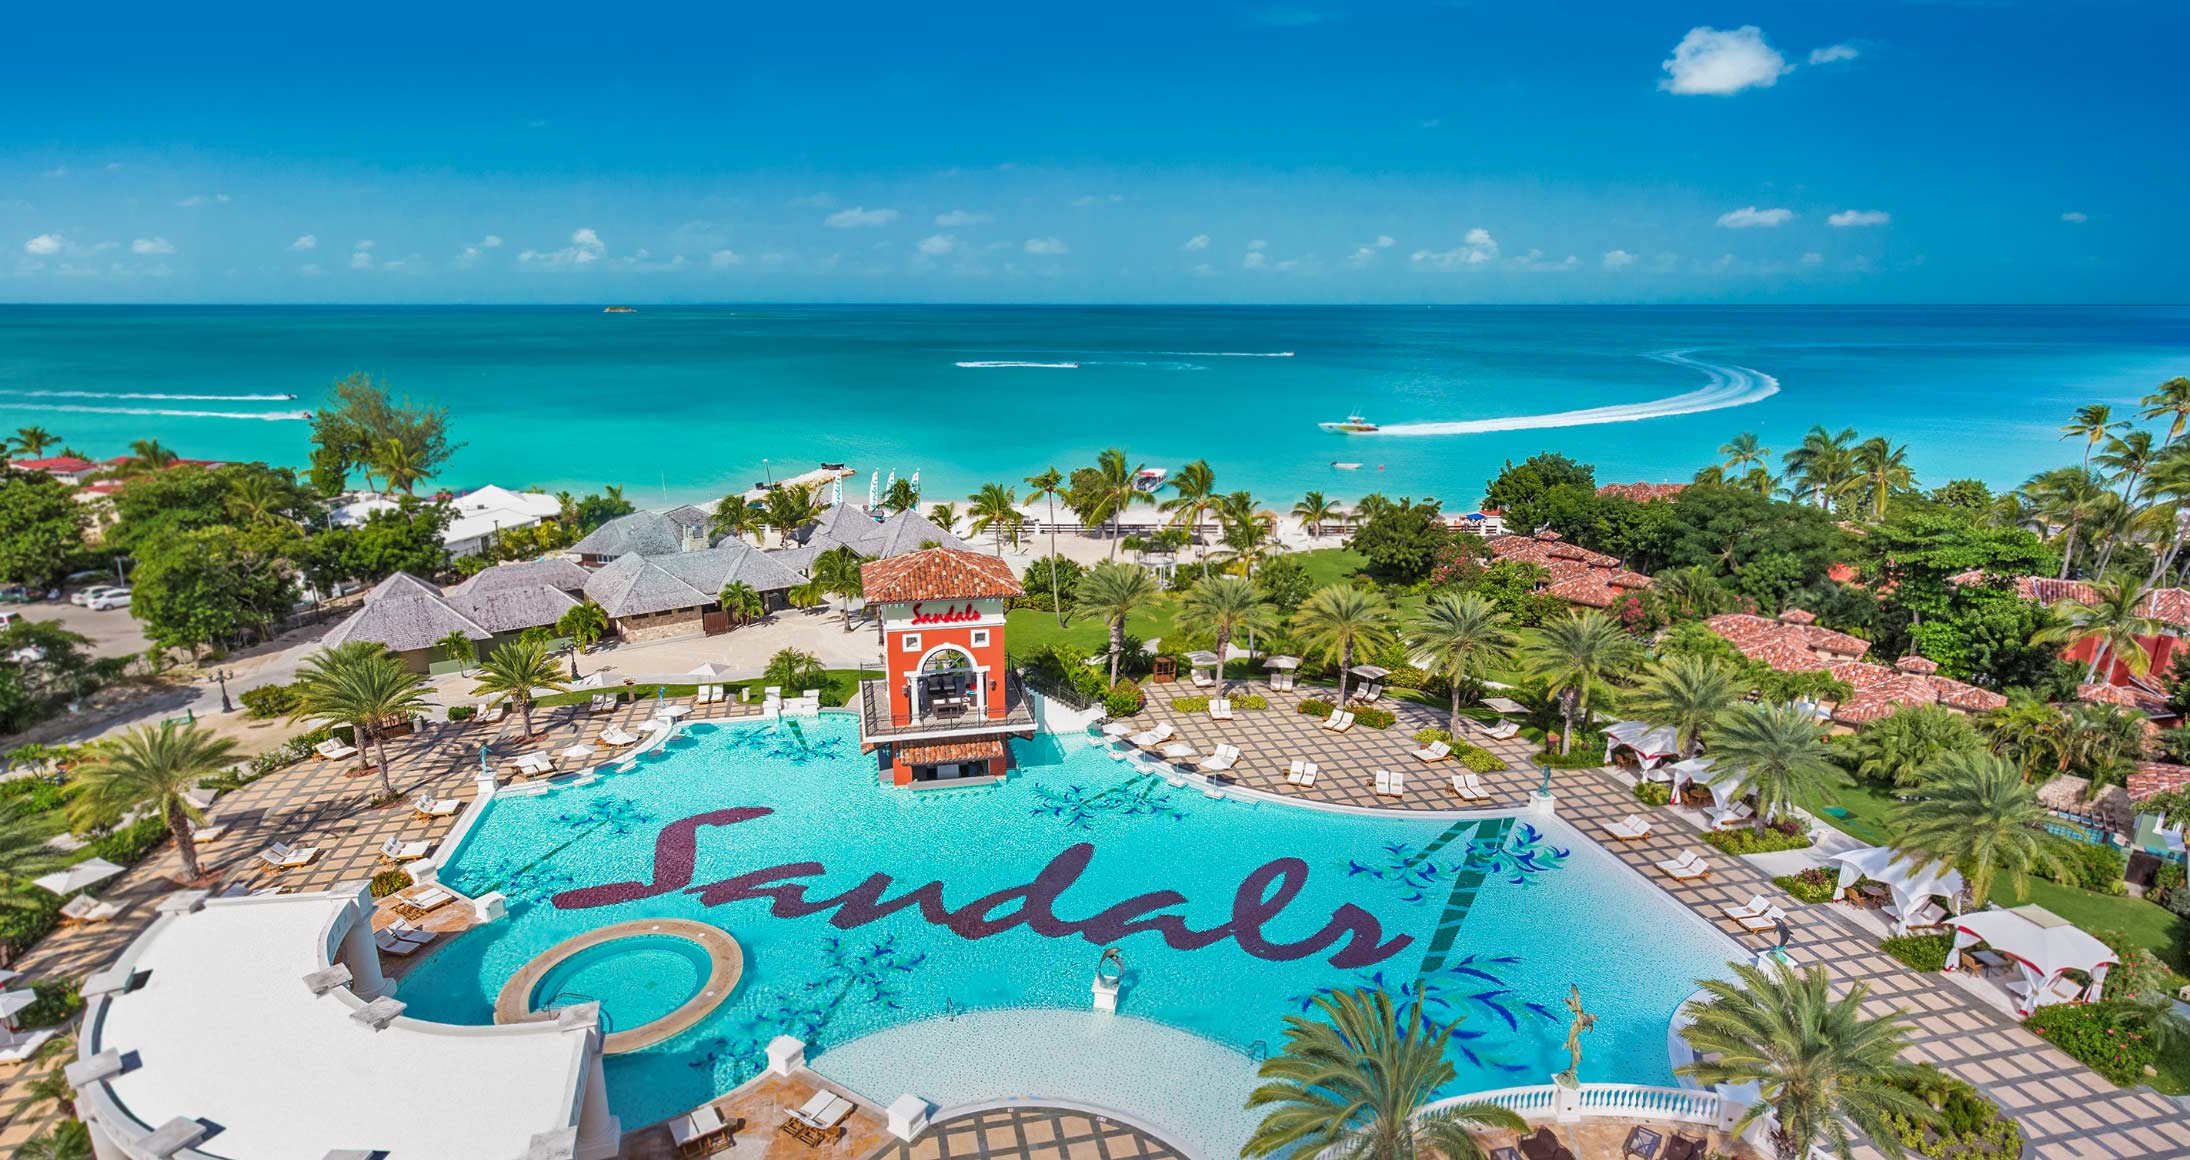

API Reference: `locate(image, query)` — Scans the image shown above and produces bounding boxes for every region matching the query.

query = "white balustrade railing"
[1420,1082,1725,1128]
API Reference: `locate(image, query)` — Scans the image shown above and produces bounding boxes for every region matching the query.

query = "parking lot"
[7,588,151,660]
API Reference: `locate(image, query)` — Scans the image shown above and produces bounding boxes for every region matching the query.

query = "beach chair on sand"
[779,1090,855,1146]
[1197,744,1241,772]
[1208,698,1233,720]
[1450,772,1490,801]
[1374,769,1405,797]
[1287,759,1319,786]
[1601,814,1652,841]
[1655,849,1712,881]
[1321,710,1355,732]
[1411,740,1452,763]
[314,737,358,761]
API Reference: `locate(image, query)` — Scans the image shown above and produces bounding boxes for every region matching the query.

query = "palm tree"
[762,483,820,546]
[1160,460,1217,573]
[1678,962,1932,1160]
[2144,443,2190,584]
[967,483,1021,554]
[2037,578,2162,683]
[1292,585,1398,707]
[2021,465,2109,578]
[881,476,919,514]
[2140,375,2190,446]
[1627,655,1741,757]
[556,601,608,650]
[811,545,866,630]
[718,581,763,627]
[927,501,960,536]
[1707,702,1848,832]
[0,803,70,915]
[1890,750,2073,906]
[1292,490,1339,538]
[1213,491,1276,575]
[711,494,761,544]
[1524,610,1638,754]
[1852,436,1913,522]
[1406,593,1517,736]
[1244,987,1525,1160]
[1180,577,1276,697]
[1846,703,1980,787]
[11,427,57,458]
[1781,426,1858,510]
[68,721,238,881]
[2098,428,2160,505]
[223,471,291,525]
[374,437,428,494]
[1073,562,1156,685]
[2060,403,2126,470]
[1026,466,1067,627]
[290,641,434,798]
[1352,492,1394,526]
[1719,431,1769,474]
[127,438,178,472]
[1084,448,1151,559]
[471,639,569,741]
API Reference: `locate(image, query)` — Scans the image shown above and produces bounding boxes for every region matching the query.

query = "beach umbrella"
[688,662,738,680]
[1350,664,1391,681]
[0,989,32,1031]
[558,744,597,762]
[32,857,124,898]
[1262,655,1301,670]
[1183,650,1222,669]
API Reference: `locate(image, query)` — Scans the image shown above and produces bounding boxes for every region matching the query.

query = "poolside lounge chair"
[476,701,507,725]
[1353,681,1384,704]
[0,1026,56,1065]
[1190,668,1215,688]
[1287,759,1319,786]
[188,819,228,844]
[1656,849,1712,880]
[589,693,618,715]
[510,752,554,776]
[1374,769,1405,797]
[780,1090,855,1146]
[1129,722,1176,748]
[1157,740,1196,761]
[1711,802,1755,830]
[413,794,461,817]
[314,737,359,761]
[374,927,435,957]
[1269,672,1295,692]
[1518,1126,1577,1160]
[379,836,433,863]
[391,884,456,918]
[1735,904,1788,933]
[1208,698,1233,720]
[1322,710,1355,732]
[1891,899,1948,930]
[1451,772,1491,801]
[600,726,642,746]
[257,842,320,871]
[1600,814,1652,841]
[1722,894,1771,921]
[1197,744,1241,772]
[1100,720,1137,738]
[59,895,123,924]
[1411,740,1452,763]
[1469,717,1521,741]
[671,1105,739,1156]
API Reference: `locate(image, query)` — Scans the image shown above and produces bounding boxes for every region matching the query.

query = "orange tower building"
[857,547,1038,786]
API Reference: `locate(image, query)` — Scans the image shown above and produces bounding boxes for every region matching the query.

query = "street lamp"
[213,669,234,714]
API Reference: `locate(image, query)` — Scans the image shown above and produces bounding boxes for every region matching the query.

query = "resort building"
[568,507,715,564]
[1703,612,2005,724]
[580,543,802,641]
[857,546,1037,786]
[1704,610,1872,672]
[329,484,567,558]
[70,887,620,1159]
[780,503,968,571]
[2127,763,2190,860]
[320,561,592,670]
[1595,481,1687,502]
[1484,528,1654,608]
[1949,571,2190,690]
[6,455,102,486]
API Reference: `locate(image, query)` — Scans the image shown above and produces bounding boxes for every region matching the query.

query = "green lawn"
[534,668,878,710]
[1817,782,1902,847]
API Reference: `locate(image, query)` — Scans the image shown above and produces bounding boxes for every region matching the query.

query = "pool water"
[530,935,711,1033]
[400,714,1737,1128]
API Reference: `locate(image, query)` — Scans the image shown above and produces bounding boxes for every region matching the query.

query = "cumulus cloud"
[934,210,990,228]
[1024,237,1069,256]
[1410,227,1500,269]
[1827,209,1891,228]
[23,234,64,256]
[480,234,503,248]
[1374,235,1395,248]
[349,240,376,270]
[710,249,743,268]
[2061,211,2088,223]
[1513,249,1580,272]
[1808,43,1859,65]
[177,193,232,207]
[518,228,606,268]
[825,206,899,228]
[290,234,317,251]
[131,237,175,255]
[1660,26,1791,96]
[1602,249,1637,270]
[917,234,958,257]
[1181,234,1210,251]
[1717,206,1794,229]
[1244,250,1268,270]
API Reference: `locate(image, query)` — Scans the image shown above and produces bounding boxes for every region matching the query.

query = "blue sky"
[3,1,2184,304]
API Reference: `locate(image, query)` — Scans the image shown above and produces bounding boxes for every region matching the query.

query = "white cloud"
[825,206,899,228]
[131,237,175,255]
[354,239,375,250]
[350,241,374,270]
[1348,246,1377,268]
[1717,206,1794,229]
[1602,249,1637,270]
[1660,26,1791,96]
[709,249,743,268]
[1808,43,1859,65]
[1827,209,1891,228]
[1801,252,1825,266]
[517,228,606,268]
[1247,239,1268,251]
[23,234,64,256]
[1411,227,1500,269]
[1513,249,1580,272]
[176,193,232,207]
[934,210,990,228]
[1374,235,1395,248]
[1181,234,1210,252]
[1023,237,1069,256]
[1244,251,1268,270]
[917,234,958,257]
[290,234,317,251]
[481,234,503,248]
[2061,211,2088,223]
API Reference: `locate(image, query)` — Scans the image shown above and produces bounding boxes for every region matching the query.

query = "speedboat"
[1132,467,1169,493]
[1318,415,1377,433]
[1331,462,1363,470]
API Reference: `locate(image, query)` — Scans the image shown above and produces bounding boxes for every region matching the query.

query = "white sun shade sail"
[1262,655,1301,670]
[33,857,125,897]
[1350,664,1391,680]
[1953,905,2116,1001]
[1183,651,1222,668]
[1829,846,1966,930]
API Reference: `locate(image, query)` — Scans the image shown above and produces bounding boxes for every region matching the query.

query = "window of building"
[901,633,921,652]
[970,629,989,647]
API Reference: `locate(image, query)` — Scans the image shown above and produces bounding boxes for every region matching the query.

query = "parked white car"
[86,589,131,611]
[71,585,121,607]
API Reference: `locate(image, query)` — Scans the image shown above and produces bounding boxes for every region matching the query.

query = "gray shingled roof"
[321,573,491,653]
[767,542,827,575]
[647,543,804,596]
[583,552,714,618]
[444,557,590,598]
[569,510,687,558]
[803,502,878,548]
[854,508,968,557]
[445,585,582,634]
[664,504,712,532]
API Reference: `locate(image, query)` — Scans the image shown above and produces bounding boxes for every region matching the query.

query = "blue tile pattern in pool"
[398,715,1737,1128]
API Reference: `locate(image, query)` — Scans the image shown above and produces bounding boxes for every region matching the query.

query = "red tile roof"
[896,738,1007,765]
[1595,482,1687,502]
[8,456,97,473]
[1486,530,1639,605]
[1544,569,1654,608]
[1778,608,1817,625]
[1822,659,2004,722]
[861,547,1024,605]
[1894,655,1939,675]
[1705,613,1871,670]
[2076,682,2170,715]
[2129,762,2190,802]
[1951,572,2190,630]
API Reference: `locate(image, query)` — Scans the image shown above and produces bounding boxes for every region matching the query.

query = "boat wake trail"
[955,361,1079,369]
[1372,351,1778,437]
[1157,350,1294,358]
[0,403,311,421]
[0,389,298,402]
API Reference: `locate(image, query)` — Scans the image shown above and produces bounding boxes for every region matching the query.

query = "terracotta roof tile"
[1928,677,2006,712]
[1777,608,1817,625]
[2129,762,2190,802]
[896,738,1007,765]
[1595,482,1687,502]
[861,547,1024,604]
[1894,655,1940,675]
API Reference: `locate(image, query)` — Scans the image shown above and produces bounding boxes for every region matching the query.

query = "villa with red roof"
[1485,528,1653,609]
[6,456,101,486]
[857,546,1039,787]
[1703,610,2006,725]
[1595,481,1687,503]
[1949,570,2190,694]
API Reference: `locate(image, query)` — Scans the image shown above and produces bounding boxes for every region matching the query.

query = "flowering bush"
[1774,867,1840,904]
[1352,706,1397,730]
[1702,823,1813,855]
[1297,698,1335,719]
[2024,1002,2157,1085]
[1102,680,1144,719]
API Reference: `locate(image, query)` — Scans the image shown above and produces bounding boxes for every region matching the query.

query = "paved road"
[10,593,150,660]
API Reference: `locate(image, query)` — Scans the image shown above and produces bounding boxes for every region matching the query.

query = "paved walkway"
[864,1107,1185,1160]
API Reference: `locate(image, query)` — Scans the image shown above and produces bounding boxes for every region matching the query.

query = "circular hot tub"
[494,919,742,1053]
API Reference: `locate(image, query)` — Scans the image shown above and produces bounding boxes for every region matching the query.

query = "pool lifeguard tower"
[857,547,1038,786]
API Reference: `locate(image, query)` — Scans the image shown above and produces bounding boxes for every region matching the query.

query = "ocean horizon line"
[0,300,2183,311]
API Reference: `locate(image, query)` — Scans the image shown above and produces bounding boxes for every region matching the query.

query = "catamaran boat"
[1318,415,1378,433]
[1132,467,1169,493]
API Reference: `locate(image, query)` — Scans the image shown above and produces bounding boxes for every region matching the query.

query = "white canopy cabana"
[1653,755,1714,788]
[1828,846,1966,933]
[33,857,124,897]
[1952,905,2117,1015]
[686,662,738,680]
[1603,720,1683,770]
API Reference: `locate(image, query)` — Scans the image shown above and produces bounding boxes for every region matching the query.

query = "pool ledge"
[494,918,743,1053]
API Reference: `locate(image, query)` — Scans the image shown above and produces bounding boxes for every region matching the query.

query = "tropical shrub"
[0,897,60,961]
[1880,933,1953,972]
[1102,680,1144,719]
[89,816,169,866]
[2024,1002,2158,1085]
[18,978,81,1030]
[2152,861,2185,909]
[2093,931,2190,999]
[445,704,476,722]
[1883,1066,2023,1159]
[370,869,413,898]
[760,648,826,693]
[1702,823,1813,855]
[1775,868,1840,904]
[1456,745,1507,773]
[237,681,300,719]
[1352,706,1396,730]
[1171,696,1210,713]
[1233,694,1268,710]
[1633,780,1673,806]
[1412,727,1451,745]
[1297,698,1335,719]
[2047,840,2127,893]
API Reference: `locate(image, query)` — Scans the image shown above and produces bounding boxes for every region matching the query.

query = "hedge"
[1232,694,1269,710]
[1103,680,1145,719]
[1774,868,1839,904]
[446,704,477,722]
[1298,698,1336,719]
[1457,745,1507,773]
[1701,823,1814,856]
[89,816,170,866]
[1352,706,1397,730]
[1881,933,1953,972]
[1632,781,1672,807]
[1884,1067,2024,1159]
[2025,1002,2158,1086]
[237,681,301,720]
[18,978,81,1030]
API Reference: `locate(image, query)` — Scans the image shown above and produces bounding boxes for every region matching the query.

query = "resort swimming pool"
[400,714,1737,1131]
[527,934,713,1032]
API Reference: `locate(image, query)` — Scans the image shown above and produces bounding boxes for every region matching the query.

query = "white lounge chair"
[379,836,433,862]
[670,1105,731,1153]
[1450,773,1490,801]
[1269,672,1295,692]
[1475,718,1521,740]
[393,885,455,915]
[1208,698,1234,720]
[1100,720,1137,738]
[189,819,228,844]
[0,1026,56,1064]
[589,693,618,715]
[601,726,641,746]
[1891,899,1948,930]
[59,895,122,923]
[1190,668,1215,688]
[1322,710,1355,732]
[257,842,319,871]
[1157,740,1196,761]
[1354,681,1384,703]
[314,737,358,761]
[1710,801,1756,830]
[510,752,554,776]
[1197,744,1241,772]
[1722,894,1771,921]
[1601,814,1652,841]
[1374,769,1405,797]
[476,701,508,725]
[1736,905,1788,933]
[374,927,434,956]
[1656,849,1712,880]
[1128,723,1175,748]
[790,1090,855,1134]
[1287,759,1319,786]
[1411,740,1452,763]
[413,795,461,817]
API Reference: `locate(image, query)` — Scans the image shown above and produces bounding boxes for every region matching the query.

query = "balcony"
[858,669,1037,741]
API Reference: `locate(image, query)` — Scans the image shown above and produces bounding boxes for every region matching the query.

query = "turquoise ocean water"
[1,304,2185,505]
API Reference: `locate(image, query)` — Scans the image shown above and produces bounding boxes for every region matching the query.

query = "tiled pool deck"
[6,682,2187,1159]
